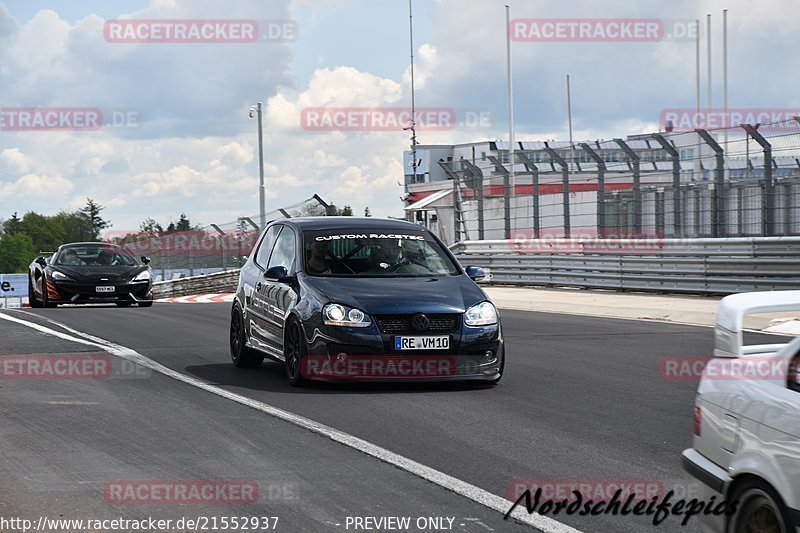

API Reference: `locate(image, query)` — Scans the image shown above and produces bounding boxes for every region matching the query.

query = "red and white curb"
[155,293,235,304]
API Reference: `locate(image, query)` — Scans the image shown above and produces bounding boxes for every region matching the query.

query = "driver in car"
[97,249,116,265]
[367,239,429,274]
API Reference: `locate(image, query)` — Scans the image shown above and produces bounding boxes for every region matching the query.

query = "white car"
[682,291,800,533]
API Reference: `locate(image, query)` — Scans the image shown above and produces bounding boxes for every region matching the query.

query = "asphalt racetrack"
[2,303,779,533]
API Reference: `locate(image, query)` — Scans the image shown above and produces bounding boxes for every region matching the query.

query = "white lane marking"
[155,293,235,304]
[0,311,581,533]
[764,319,800,335]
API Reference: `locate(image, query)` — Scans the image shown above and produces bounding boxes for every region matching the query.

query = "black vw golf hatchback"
[229,217,504,386]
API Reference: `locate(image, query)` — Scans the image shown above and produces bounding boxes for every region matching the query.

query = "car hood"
[307,275,487,315]
[50,265,146,282]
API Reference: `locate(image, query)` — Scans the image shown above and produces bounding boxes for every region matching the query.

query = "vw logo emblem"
[411,313,430,331]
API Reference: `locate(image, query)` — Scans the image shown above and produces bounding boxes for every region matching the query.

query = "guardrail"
[451,237,800,294]
[152,270,240,299]
[149,237,800,297]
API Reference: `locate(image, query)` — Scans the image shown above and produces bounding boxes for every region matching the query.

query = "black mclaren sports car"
[28,242,154,307]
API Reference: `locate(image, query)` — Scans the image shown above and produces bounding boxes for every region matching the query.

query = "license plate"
[394,336,450,350]
[96,286,115,293]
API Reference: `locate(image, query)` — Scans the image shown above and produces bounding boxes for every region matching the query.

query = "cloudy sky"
[0,0,797,232]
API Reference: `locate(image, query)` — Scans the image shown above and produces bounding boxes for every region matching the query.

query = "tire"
[28,276,42,308]
[727,480,791,533]
[284,320,309,387]
[41,279,57,308]
[138,301,153,308]
[230,304,263,368]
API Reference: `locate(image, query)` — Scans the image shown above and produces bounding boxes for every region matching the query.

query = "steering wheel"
[387,259,429,274]
[326,252,357,275]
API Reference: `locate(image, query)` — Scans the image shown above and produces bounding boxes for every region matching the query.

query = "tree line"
[0,200,200,273]
[0,199,110,273]
[0,200,372,273]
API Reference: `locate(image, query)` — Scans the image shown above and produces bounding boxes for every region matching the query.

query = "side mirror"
[35,256,47,267]
[265,265,293,283]
[465,265,485,282]
[141,256,151,265]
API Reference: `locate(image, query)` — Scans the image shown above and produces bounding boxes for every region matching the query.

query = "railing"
[451,237,800,294]
[152,270,240,299]
[148,237,800,297]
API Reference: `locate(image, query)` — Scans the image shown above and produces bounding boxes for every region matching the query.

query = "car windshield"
[303,230,459,277]
[54,245,138,267]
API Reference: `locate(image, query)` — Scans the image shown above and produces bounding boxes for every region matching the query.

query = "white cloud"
[0,173,74,200]
[402,43,440,89]
[2,0,799,230]
[0,148,34,174]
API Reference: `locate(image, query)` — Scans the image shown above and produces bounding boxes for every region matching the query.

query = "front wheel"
[28,276,42,308]
[138,300,153,308]
[284,320,309,387]
[230,304,263,368]
[727,481,791,533]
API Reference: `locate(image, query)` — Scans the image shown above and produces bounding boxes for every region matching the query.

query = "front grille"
[375,314,461,334]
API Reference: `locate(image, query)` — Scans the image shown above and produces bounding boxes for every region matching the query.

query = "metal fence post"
[438,161,468,242]
[516,151,540,238]
[487,155,511,239]
[613,139,641,234]
[462,159,485,240]
[743,124,774,236]
[580,143,607,236]
[544,145,570,238]
[696,129,726,237]
[652,134,682,237]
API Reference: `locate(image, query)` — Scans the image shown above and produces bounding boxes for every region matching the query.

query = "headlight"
[50,270,73,282]
[465,301,498,326]
[323,303,371,328]
[133,270,151,282]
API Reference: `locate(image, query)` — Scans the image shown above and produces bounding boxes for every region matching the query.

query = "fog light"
[336,352,348,362]
[484,350,494,360]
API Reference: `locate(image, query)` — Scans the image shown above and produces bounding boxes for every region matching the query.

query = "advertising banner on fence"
[0,274,28,308]
[0,274,27,297]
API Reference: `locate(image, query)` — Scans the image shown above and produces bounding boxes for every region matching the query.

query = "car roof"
[275,217,428,233]
[56,241,127,252]
[714,290,800,357]
[59,242,123,250]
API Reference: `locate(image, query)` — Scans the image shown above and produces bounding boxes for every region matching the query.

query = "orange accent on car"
[46,279,61,300]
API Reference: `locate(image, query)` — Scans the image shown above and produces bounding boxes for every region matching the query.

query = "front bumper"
[681,448,732,533]
[47,280,153,304]
[681,448,731,495]
[301,317,504,382]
